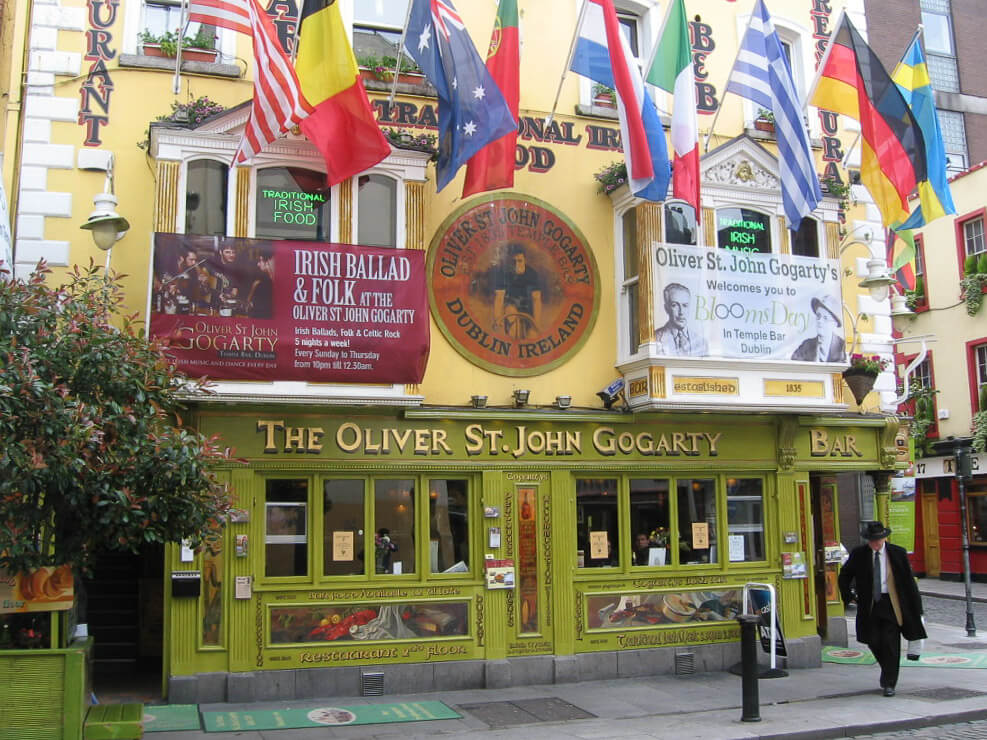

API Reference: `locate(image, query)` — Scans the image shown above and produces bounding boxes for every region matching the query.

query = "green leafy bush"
[0,263,235,575]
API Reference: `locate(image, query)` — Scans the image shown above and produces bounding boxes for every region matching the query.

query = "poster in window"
[149,234,429,384]
[589,531,609,560]
[332,531,354,561]
[692,522,709,549]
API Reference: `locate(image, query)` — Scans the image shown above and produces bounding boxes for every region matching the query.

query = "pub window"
[968,485,987,545]
[255,167,331,242]
[678,478,717,565]
[630,478,671,567]
[726,478,765,561]
[374,479,415,575]
[185,159,228,236]
[323,479,366,577]
[576,478,619,568]
[429,479,470,573]
[265,479,308,578]
[790,216,819,258]
[664,201,697,245]
[357,174,397,247]
[716,207,772,254]
[620,210,640,354]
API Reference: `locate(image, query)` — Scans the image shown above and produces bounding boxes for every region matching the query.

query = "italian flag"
[462,0,520,197]
[646,0,698,216]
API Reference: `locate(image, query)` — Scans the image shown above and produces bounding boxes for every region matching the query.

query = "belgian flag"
[810,13,928,229]
[296,0,390,186]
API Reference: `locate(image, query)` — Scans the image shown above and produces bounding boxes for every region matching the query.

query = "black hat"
[861,521,891,540]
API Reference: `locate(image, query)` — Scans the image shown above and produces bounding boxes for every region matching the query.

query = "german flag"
[810,13,927,229]
[296,0,390,186]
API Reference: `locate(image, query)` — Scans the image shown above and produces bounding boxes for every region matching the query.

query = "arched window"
[791,216,820,258]
[357,174,397,247]
[255,167,331,241]
[664,201,697,245]
[185,159,228,236]
[715,207,772,254]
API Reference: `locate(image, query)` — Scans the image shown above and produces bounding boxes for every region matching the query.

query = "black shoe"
[883,687,895,697]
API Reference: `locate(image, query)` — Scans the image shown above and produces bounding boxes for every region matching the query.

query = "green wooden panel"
[84,703,144,740]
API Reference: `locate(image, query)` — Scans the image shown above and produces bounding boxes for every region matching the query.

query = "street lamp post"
[954,441,977,637]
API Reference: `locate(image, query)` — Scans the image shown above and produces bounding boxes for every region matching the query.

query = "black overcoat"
[838,542,927,643]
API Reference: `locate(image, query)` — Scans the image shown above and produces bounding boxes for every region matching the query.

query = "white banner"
[651,244,844,362]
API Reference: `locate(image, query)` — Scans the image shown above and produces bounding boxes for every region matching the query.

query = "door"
[922,491,941,576]
[810,476,840,638]
[507,475,553,655]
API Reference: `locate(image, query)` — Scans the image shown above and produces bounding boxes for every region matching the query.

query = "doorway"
[810,475,841,639]
[921,486,941,576]
[507,475,553,655]
[83,543,164,703]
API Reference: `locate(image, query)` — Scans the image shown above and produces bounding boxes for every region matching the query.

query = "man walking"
[839,521,927,696]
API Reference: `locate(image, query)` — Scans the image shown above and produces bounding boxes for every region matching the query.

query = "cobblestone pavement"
[922,594,987,632]
[849,719,987,738]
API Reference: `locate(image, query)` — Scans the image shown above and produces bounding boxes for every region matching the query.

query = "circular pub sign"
[428,194,599,376]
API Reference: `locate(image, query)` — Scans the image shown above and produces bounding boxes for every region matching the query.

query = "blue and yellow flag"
[892,33,956,230]
[886,228,917,292]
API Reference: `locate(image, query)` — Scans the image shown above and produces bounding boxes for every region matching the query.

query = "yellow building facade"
[1,0,905,704]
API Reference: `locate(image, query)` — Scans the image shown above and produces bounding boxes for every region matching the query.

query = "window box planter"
[753,118,775,133]
[141,43,218,63]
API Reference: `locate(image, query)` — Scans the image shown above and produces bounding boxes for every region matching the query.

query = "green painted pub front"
[162,406,898,702]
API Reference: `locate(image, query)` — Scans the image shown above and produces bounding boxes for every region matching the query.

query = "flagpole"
[388,1,416,108]
[289,0,302,63]
[804,8,847,110]
[173,0,189,94]
[545,0,588,127]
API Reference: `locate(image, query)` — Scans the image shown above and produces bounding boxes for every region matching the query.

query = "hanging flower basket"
[842,369,877,406]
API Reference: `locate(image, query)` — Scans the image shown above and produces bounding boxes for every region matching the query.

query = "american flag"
[188,0,251,36]
[193,0,312,164]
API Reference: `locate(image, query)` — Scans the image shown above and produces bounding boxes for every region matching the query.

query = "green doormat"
[202,701,460,732]
[143,704,201,732]
[822,646,876,664]
[823,646,987,668]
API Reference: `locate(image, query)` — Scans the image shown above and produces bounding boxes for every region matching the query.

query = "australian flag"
[405,0,517,191]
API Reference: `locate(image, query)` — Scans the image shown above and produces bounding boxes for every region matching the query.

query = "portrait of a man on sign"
[654,283,708,357]
[790,294,846,363]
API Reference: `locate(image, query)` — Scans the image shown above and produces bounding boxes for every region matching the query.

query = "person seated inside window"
[634,532,652,566]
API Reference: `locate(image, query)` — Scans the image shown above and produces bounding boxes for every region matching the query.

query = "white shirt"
[873,544,888,594]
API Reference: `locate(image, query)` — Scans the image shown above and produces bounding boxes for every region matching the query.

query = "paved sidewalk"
[917,576,987,604]
[140,614,987,740]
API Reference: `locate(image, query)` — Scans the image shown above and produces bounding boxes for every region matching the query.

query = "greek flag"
[725,0,821,230]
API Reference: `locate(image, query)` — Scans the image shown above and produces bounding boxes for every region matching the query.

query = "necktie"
[817,341,826,362]
[675,330,687,352]
[873,550,882,602]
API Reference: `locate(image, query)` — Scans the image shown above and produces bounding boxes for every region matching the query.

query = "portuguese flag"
[462,0,520,197]
[296,0,390,186]
[809,12,927,229]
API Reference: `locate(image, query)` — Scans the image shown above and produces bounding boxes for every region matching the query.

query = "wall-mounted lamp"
[470,395,487,409]
[555,395,572,410]
[79,154,129,263]
[513,389,530,408]
[889,291,915,320]
[858,258,896,302]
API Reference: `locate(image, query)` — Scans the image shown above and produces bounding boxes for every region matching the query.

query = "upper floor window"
[357,174,397,247]
[913,356,932,389]
[617,12,640,58]
[963,214,985,258]
[255,167,331,242]
[665,201,697,245]
[939,110,968,173]
[353,0,408,61]
[716,207,772,254]
[621,210,640,354]
[185,159,228,236]
[921,0,959,92]
[141,0,222,56]
[975,343,987,393]
[790,216,819,258]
